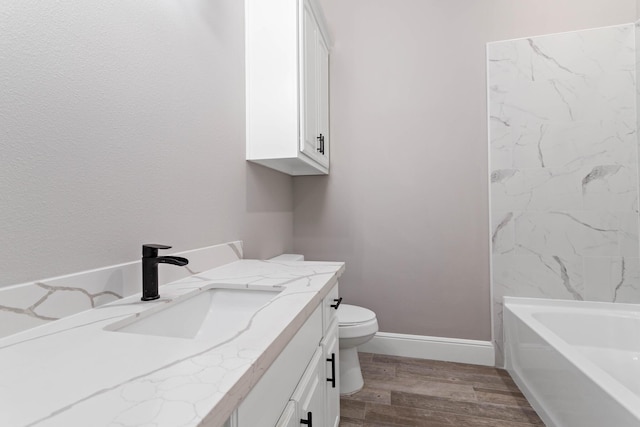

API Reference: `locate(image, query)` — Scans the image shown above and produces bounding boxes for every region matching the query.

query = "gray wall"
[0,0,292,287]
[294,0,636,341]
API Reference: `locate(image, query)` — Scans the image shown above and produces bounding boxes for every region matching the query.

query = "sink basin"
[108,288,281,339]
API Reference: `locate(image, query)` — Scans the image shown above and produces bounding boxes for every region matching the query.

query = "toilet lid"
[337,304,376,325]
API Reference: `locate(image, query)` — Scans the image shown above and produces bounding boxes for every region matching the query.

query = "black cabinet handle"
[316,134,325,155]
[330,297,342,309]
[327,352,336,388]
[300,411,312,426]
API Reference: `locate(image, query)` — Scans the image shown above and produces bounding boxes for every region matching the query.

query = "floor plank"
[341,399,367,419]
[364,401,542,427]
[340,353,543,427]
[390,391,543,425]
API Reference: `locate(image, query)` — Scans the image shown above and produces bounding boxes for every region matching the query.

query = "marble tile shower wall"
[0,241,243,339]
[488,23,640,361]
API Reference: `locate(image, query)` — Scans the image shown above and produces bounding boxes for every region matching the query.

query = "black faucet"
[141,244,189,301]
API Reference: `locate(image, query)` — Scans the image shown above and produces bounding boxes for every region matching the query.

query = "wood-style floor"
[339,353,544,427]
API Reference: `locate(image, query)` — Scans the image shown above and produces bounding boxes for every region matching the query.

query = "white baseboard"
[358,332,495,366]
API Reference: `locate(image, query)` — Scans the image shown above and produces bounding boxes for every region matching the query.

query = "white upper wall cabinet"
[245,0,331,175]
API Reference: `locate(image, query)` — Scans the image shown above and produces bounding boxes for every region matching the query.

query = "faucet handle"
[143,244,172,258]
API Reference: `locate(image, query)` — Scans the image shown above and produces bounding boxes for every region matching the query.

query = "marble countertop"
[0,259,345,427]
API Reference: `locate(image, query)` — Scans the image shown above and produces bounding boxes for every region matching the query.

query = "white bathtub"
[504,297,640,427]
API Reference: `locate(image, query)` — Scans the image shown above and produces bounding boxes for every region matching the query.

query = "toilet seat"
[339,318,378,339]
[338,304,376,325]
[338,304,378,339]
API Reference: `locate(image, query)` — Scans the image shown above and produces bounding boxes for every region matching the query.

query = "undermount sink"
[107,288,281,339]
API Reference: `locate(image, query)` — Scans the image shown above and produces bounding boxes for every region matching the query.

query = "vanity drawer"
[236,305,322,427]
[322,282,340,333]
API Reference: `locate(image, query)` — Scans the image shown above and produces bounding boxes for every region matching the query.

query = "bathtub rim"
[504,296,640,423]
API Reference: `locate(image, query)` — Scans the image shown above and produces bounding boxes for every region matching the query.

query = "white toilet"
[337,304,378,395]
[268,254,379,395]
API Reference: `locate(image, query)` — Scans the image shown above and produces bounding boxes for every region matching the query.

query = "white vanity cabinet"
[234,282,340,427]
[245,0,331,176]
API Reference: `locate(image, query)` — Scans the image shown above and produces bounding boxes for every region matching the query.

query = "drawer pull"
[300,411,312,426]
[330,297,342,309]
[316,134,325,155]
[326,352,336,388]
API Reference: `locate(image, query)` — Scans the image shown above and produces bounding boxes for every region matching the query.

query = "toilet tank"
[269,254,305,262]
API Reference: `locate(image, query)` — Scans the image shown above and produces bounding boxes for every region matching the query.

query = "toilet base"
[339,346,364,395]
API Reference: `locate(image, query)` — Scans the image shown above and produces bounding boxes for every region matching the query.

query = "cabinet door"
[300,0,329,169]
[323,320,340,427]
[300,1,319,162]
[316,32,330,168]
[292,348,326,427]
